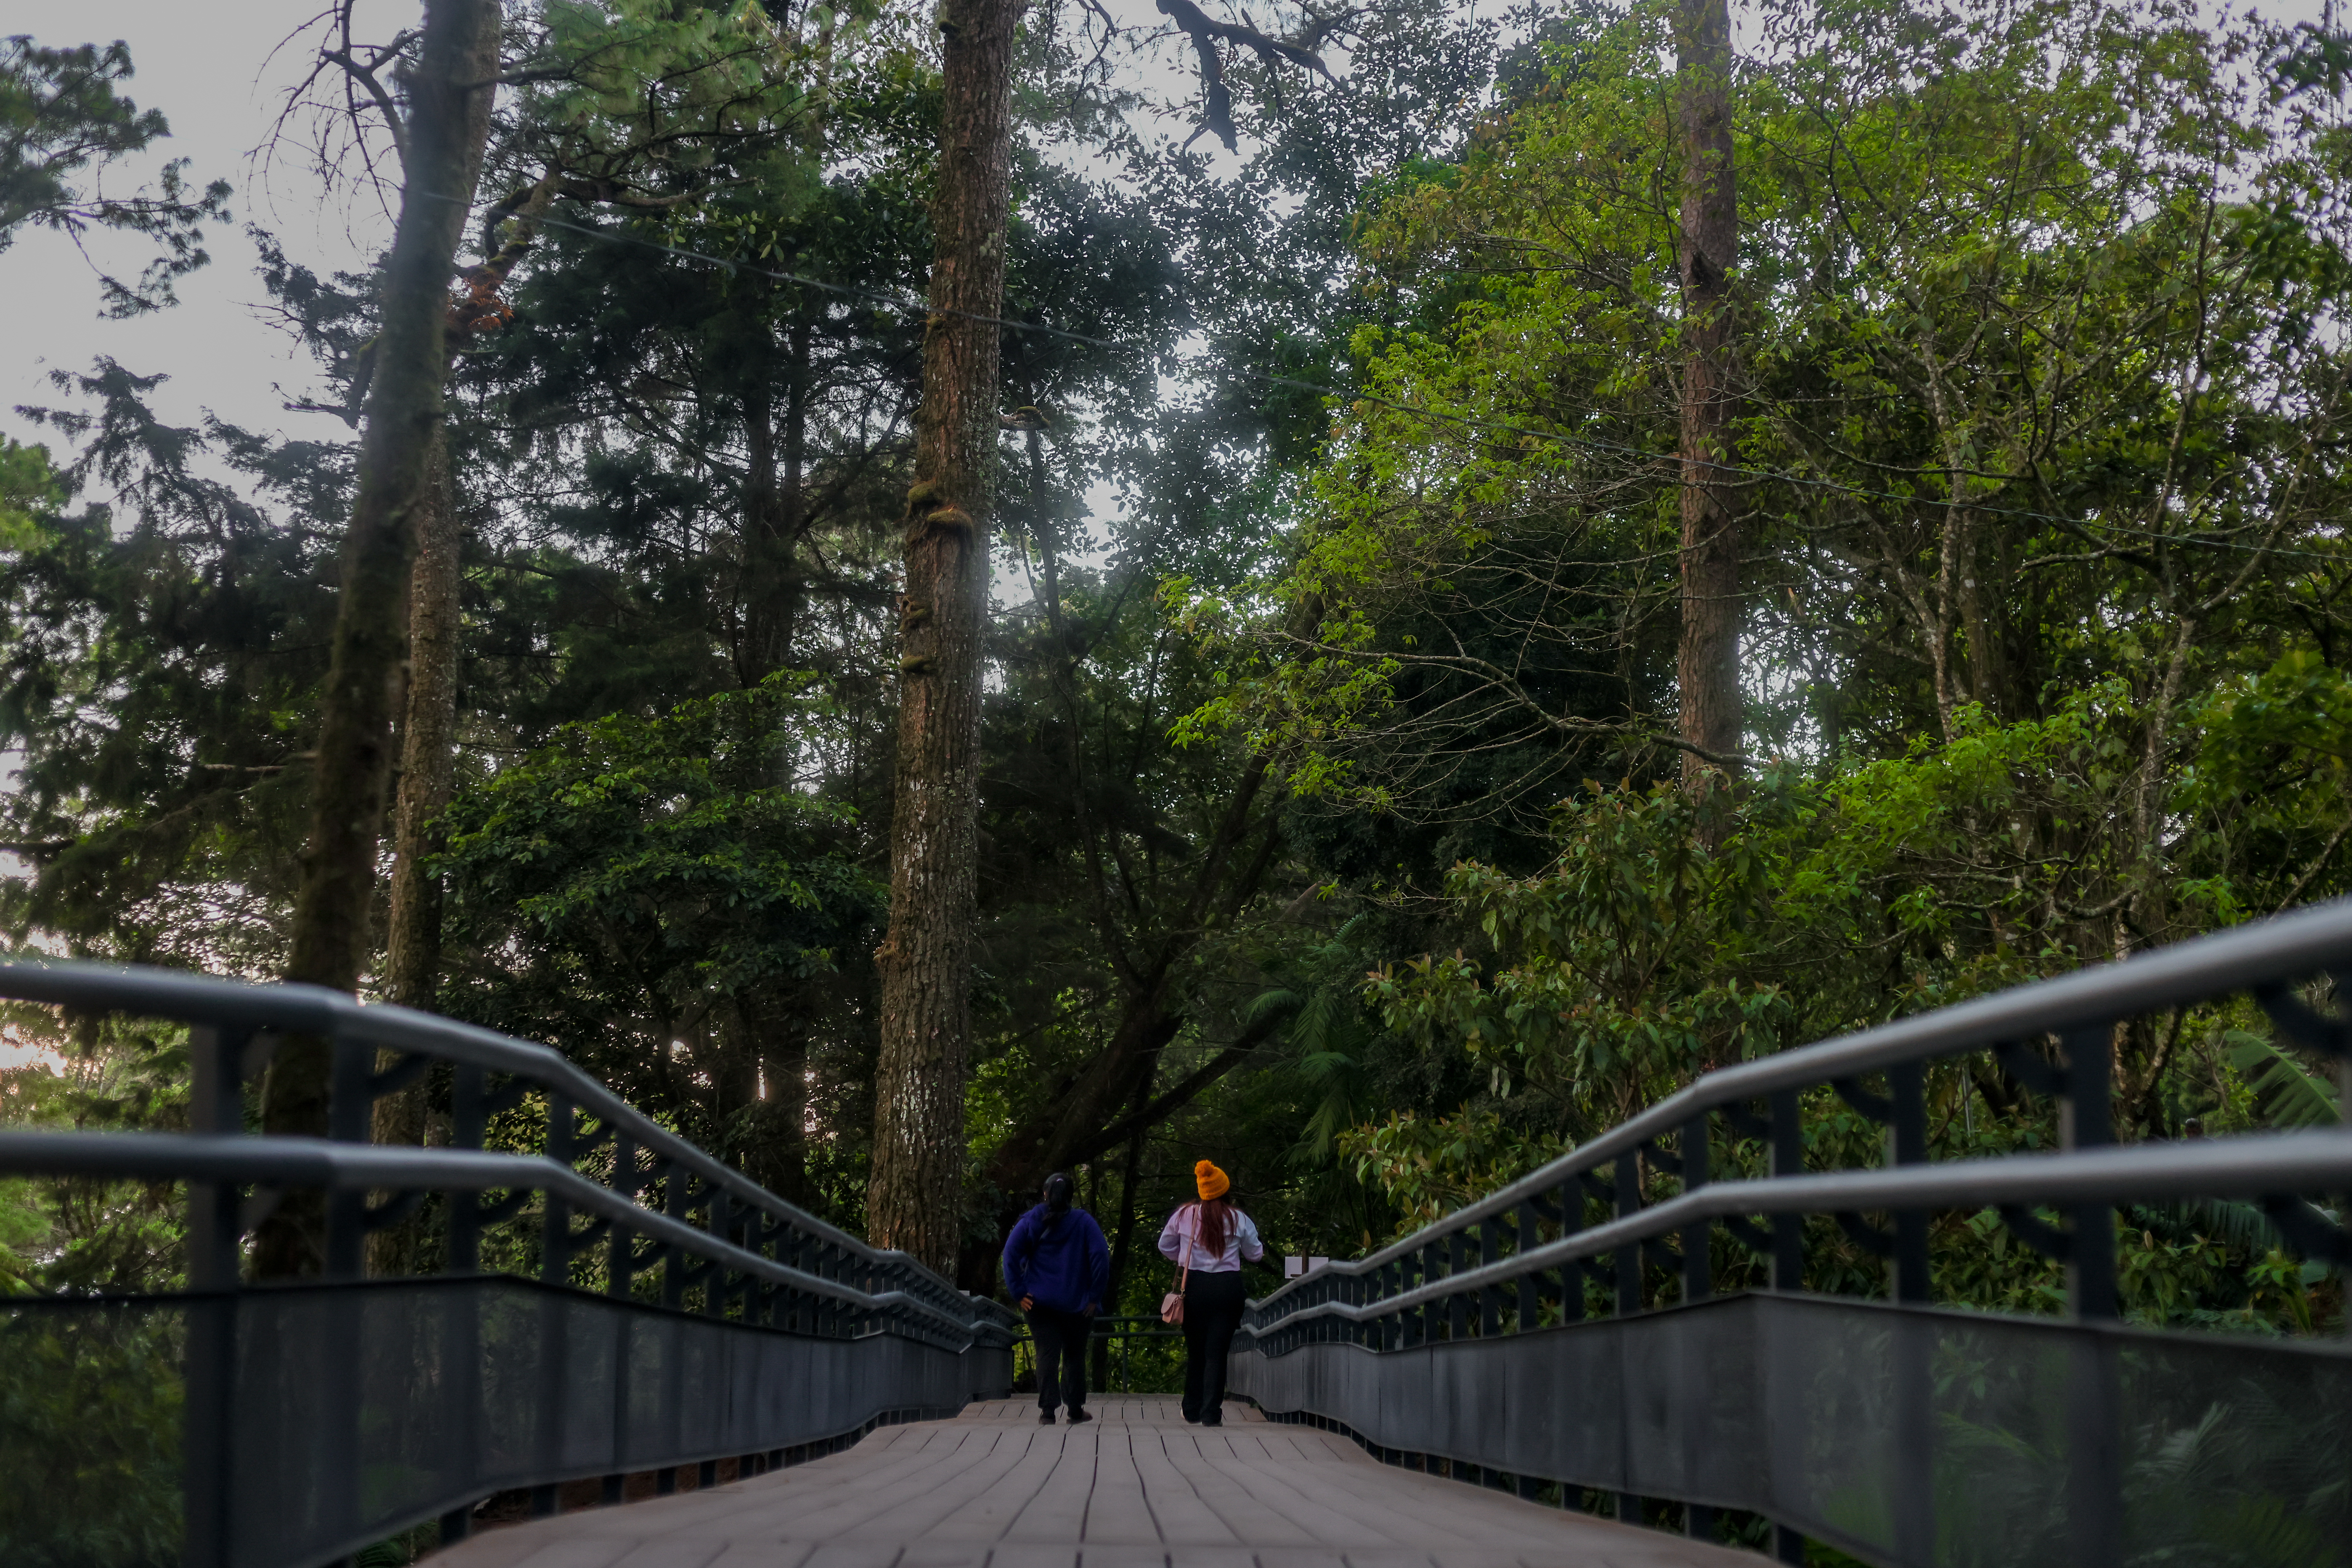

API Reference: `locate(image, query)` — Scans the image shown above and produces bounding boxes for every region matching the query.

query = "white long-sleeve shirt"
[1157,1202,1265,1273]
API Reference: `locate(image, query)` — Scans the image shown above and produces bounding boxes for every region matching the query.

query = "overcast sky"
[3,0,431,455]
[0,0,1224,463]
[2,0,2336,467]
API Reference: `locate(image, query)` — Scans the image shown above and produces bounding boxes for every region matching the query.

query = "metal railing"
[1229,899,2352,1568]
[0,961,1018,1568]
[1008,1313,1187,1394]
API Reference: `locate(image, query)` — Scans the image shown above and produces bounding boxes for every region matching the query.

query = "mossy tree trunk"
[866,0,1023,1276]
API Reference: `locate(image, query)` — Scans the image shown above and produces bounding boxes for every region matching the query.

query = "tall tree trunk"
[865,0,1022,1276]
[369,427,461,1276]
[1673,0,1741,786]
[257,0,502,1279]
[384,427,463,1017]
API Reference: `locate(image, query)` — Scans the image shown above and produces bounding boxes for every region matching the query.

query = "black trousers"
[1180,1270,1249,1422]
[1026,1305,1093,1412]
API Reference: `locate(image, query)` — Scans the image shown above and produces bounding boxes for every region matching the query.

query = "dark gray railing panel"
[1231,1295,2352,1568]
[0,960,1020,1568]
[1,1279,1013,1568]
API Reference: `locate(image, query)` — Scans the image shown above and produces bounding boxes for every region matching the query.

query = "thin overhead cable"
[438,194,2347,566]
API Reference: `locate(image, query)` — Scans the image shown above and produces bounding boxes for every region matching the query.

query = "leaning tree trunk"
[257,0,502,1280]
[1673,0,1741,788]
[866,0,1022,1276]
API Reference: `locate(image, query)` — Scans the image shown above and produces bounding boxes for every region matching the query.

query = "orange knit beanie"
[1195,1160,1229,1201]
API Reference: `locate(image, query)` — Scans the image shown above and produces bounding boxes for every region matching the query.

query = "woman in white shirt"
[1157,1159,1264,1425]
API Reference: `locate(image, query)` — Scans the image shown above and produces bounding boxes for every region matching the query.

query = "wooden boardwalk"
[430,1397,1751,1568]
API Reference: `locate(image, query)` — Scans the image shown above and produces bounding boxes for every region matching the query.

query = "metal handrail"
[1246,1132,2352,1330]
[0,958,1017,1340]
[1245,895,2352,1327]
[0,1130,987,1341]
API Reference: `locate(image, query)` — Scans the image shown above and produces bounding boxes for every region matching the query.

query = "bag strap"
[1176,1204,1195,1292]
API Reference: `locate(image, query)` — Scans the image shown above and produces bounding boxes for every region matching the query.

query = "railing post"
[1681,1113,1710,1305]
[536,1093,574,1521]
[1410,1248,1430,1348]
[1479,1219,1501,1335]
[183,1024,247,1568]
[609,1130,637,1300]
[661,1163,688,1312]
[1890,1061,1929,1303]
[1516,1200,1540,1331]
[438,1063,489,1547]
[449,1062,486,1274]
[324,1032,370,1279]
[706,1185,731,1319]
[542,1094,574,1287]
[318,1029,371,1552]
[1768,1089,1803,1291]
[1556,1181,1584,1324]
[1448,1230,1469,1339]
[2063,1024,2122,1568]
[1614,1155,1641,1316]
[2062,1028,2116,1318]
[1887,1058,1935,1566]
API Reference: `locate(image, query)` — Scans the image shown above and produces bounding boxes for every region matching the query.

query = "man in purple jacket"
[1002,1172,1111,1425]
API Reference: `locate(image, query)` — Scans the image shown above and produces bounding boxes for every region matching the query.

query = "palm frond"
[2225,1030,2340,1128]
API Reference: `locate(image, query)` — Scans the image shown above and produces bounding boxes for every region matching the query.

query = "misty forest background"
[4,0,2352,1345]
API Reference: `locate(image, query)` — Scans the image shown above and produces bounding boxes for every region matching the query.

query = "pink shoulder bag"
[1160,1207,1193,1324]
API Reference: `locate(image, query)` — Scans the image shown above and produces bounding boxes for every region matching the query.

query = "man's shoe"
[1067,1409,1093,1425]
[1040,1411,1056,1425]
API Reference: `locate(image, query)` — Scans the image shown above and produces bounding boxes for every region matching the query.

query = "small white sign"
[1284,1255,1304,1278]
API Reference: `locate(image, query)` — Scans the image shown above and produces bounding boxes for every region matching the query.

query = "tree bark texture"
[367,429,462,1275]
[384,425,462,1015]
[1673,0,1742,785]
[259,0,502,1279]
[866,0,1022,1276]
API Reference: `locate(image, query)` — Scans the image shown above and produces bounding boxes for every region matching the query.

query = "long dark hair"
[1031,1172,1075,1244]
[1195,1195,1236,1257]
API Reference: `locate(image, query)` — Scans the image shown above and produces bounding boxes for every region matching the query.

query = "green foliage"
[0,1000,189,1295]
[0,361,340,970]
[0,436,61,550]
[1362,696,2145,1154]
[0,36,229,314]
[437,674,882,1205]
[0,1304,183,1567]
[1343,1108,1569,1230]
[1341,710,2341,1325]
[2223,1031,2340,1129]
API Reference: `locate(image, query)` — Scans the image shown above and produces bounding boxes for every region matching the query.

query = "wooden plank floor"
[428,1397,1753,1568]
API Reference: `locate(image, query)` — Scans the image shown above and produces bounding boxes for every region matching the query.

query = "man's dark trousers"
[1027,1305,1093,1414]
